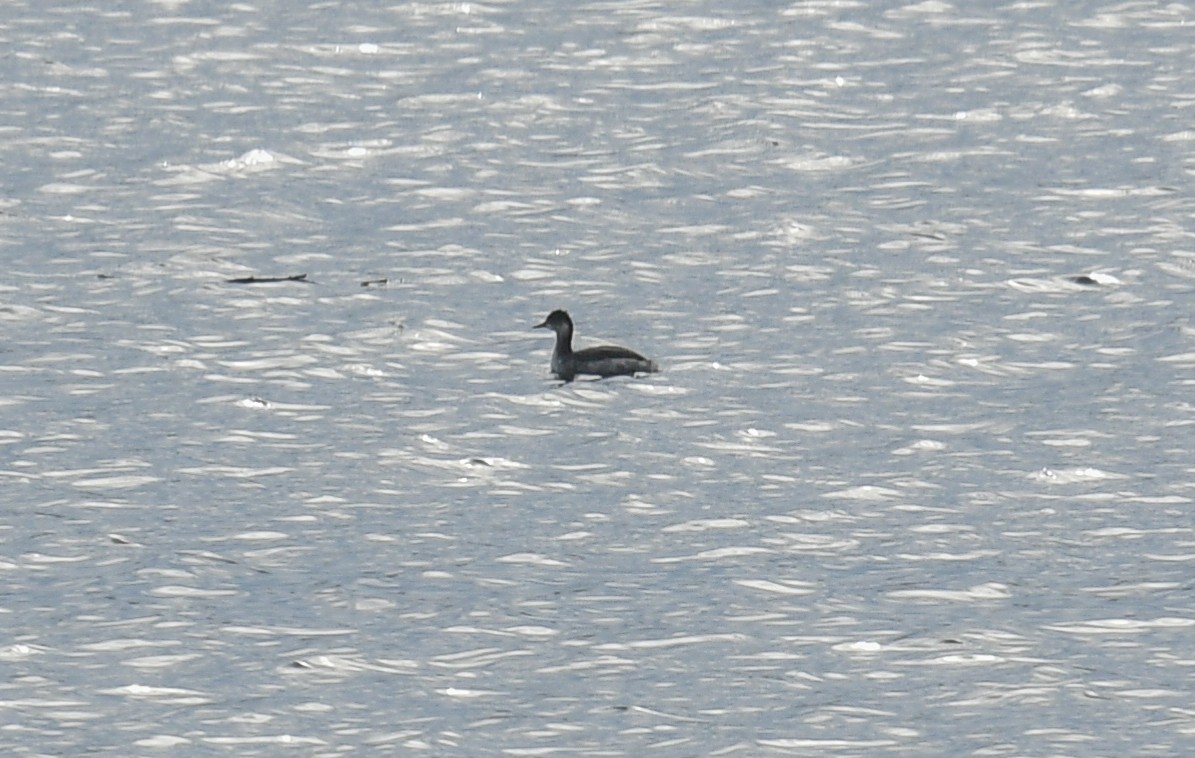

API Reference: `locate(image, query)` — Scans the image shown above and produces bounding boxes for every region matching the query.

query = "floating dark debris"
[910,231,947,241]
[361,278,388,287]
[225,274,309,284]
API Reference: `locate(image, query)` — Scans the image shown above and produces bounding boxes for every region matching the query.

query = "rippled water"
[3,0,1195,754]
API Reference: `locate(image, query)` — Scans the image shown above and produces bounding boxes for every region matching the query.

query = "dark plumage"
[534,310,658,382]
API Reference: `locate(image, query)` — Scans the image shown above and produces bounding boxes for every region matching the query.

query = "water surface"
[2,1,1194,754]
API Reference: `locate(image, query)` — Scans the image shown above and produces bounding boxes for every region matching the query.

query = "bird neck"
[553,325,573,357]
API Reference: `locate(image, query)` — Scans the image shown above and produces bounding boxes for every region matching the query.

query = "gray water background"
[2,0,1195,755]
